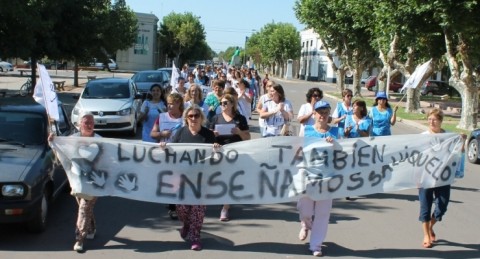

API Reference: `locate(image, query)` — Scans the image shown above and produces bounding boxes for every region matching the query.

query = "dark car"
[365,76,403,92]
[467,129,480,164]
[0,97,73,232]
[420,80,460,96]
[131,70,171,98]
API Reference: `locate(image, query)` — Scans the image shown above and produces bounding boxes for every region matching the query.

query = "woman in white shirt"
[297,87,323,136]
[259,83,293,137]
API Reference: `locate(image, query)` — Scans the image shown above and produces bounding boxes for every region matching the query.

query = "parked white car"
[71,78,142,136]
[0,61,14,72]
[90,58,118,71]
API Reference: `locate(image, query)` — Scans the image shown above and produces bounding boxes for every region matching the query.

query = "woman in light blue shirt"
[368,92,397,136]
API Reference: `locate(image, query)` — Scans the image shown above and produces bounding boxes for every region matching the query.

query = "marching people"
[204,79,225,120]
[297,100,338,257]
[49,113,101,252]
[343,99,371,138]
[151,93,184,220]
[138,84,167,143]
[236,78,253,120]
[256,79,274,136]
[160,105,219,251]
[368,91,397,136]
[331,89,353,138]
[259,83,293,137]
[208,93,250,221]
[184,83,208,114]
[418,108,466,248]
[297,87,323,136]
[171,76,188,97]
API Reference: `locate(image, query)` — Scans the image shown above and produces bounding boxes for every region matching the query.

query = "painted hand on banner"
[89,170,106,187]
[118,174,137,192]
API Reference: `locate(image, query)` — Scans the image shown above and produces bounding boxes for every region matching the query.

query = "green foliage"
[159,12,206,63]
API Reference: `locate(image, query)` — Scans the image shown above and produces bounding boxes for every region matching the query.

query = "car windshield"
[133,72,164,83]
[0,112,45,145]
[82,82,130,99]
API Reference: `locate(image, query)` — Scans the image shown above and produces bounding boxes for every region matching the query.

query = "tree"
[294,0,377,95]
[159,12,206,66]
[255,22,301,76]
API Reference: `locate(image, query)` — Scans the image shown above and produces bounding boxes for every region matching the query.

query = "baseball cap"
[375,91,388,99]
[314,100,331,110]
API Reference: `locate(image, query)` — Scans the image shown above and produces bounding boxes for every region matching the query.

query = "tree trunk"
[74,61,79,87]
[336,69,346,92]
[444,29,478,130]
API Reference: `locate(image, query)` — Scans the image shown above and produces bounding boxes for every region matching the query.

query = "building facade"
[116,12,159,71]
[299,29,339,83]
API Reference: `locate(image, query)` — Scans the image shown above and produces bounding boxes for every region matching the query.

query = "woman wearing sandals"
[208,93,250,221]
[418,108,466,248]
[297,100,338,257]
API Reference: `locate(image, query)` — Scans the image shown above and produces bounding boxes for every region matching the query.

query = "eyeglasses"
[345,95,353,97]
[221,101,230,106]
[312,94,321,98]
[187,113,200,119]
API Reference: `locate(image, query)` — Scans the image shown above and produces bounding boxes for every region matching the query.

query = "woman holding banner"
[160,105,218,251]
[297,100,338,257]
[49,113,101,252]
[418,108,466,248]
[209,93,250,221]
[151,93,184,220]
[368,91,397,136]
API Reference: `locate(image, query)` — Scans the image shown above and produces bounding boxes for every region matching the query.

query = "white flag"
[33,64,60,121]
[400,60,431,92]
[170,62,180,89]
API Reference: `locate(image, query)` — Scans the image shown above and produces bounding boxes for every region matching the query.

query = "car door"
[50,104,72,196]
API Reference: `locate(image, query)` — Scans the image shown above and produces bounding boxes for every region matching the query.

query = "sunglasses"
[221,101,230,106]
[312,94,321,97]
[187,113,200,119]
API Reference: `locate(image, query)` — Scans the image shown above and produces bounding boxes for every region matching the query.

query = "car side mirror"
[72,94,80,100]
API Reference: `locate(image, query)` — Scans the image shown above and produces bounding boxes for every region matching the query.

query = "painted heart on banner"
[78,143,100,162]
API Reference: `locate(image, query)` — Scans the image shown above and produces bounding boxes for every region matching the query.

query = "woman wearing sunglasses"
[160,105,218,251]
[297,87,323,136]
[209,93,250,221]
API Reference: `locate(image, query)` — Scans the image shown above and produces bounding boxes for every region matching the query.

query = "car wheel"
[26,189,49,233]
[467,138,480,164]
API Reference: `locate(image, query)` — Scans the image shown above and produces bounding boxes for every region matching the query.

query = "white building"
[116,12,159,71]
[299,29,339,83]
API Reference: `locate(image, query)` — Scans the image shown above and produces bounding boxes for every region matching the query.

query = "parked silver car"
[131,70,171,98]
[71,78,142,136]
[0,61,14,72]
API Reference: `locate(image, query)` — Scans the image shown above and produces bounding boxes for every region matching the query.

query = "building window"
[134,34,149,55]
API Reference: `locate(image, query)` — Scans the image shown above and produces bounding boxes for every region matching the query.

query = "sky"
[124,0,305,54]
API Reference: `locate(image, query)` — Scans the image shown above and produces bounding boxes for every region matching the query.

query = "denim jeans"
[418,185,450,222]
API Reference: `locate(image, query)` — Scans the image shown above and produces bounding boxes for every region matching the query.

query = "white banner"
[33,64,60,121]
[170,62,179,89]
[51,134,464,205]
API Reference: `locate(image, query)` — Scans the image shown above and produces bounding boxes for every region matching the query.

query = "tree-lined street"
[1,77,478,258]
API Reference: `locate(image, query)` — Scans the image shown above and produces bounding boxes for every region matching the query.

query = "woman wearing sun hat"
[368,91,398,136]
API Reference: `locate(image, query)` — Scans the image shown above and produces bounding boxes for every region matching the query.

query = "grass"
[327,91,468,134]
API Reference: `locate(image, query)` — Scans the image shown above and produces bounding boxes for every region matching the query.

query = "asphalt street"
[0,70,478,259]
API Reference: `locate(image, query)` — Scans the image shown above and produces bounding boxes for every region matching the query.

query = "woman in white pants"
[297,100,339,257]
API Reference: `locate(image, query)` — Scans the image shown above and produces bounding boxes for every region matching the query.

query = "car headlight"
[118,108,132,116]
[2,184,25,197]
[72,107,81,115]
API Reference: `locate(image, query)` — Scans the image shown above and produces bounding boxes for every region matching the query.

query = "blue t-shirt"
[333,102,353,137]
[368,106,393,136]
[344,115,371,138]
[304,125,339,139]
